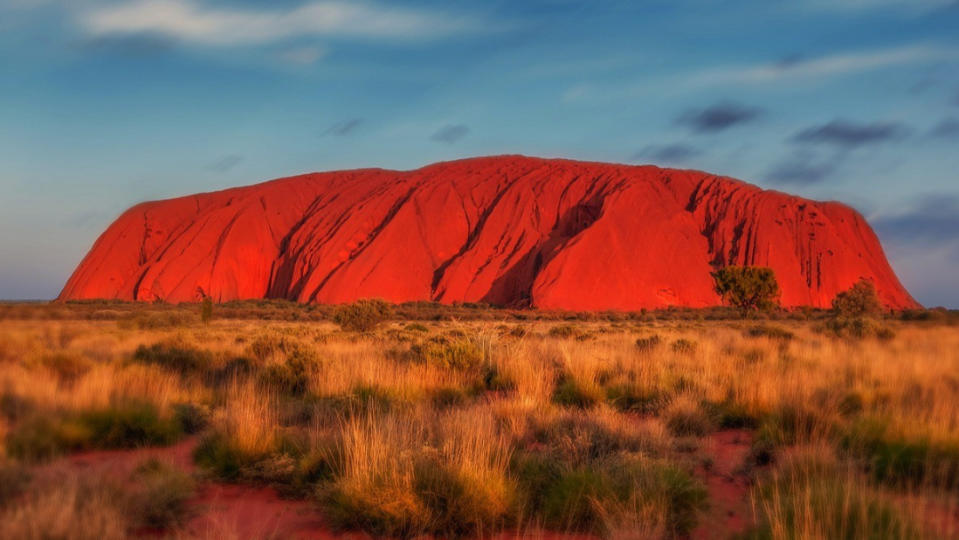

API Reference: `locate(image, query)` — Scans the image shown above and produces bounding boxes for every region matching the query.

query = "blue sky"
[1,0,958,306]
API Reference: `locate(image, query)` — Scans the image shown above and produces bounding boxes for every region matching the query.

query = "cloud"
[324,118,363,136]
[677,101,763,133]
[873,194,959,244]
[80,0,477,46]
[631,144,702,165]
[206,154,242,172]
[77,32,176,55]
[687,45,959,88]
[276,45,326,65]
[929,117,959,138]
[799,0,959,13]
[765,150,842,185]
[791,119,909,148]
[430,124,469,144]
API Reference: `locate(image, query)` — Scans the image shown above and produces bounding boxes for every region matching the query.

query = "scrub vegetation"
[0,300,957,538]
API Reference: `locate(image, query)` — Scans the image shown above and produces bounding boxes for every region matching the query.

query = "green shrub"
[6,402,181,461]
[333,299,393,332]
[745,456,919,540]
[664,398,714,437]
[840,417,959,488]
[322,456,513,538]
[193,433,246,480]
[552,375,600,409]
[200,297,214,324]
[824,317,896,340]
[634,335,662,352]
[832,279,883,318]
[5,415,71,461]
[670,339,697,355]
[605,384,669,414]
[127,459,195,529]
[531,413,653,466]
[711,266,781,317]
[548,324,580,339]
[405,338,483,371]
[514,453,706,537]
[746,325,794,341]
[0,460,30,506]
[39,353,91,383]
[172,403,210,434]
[76,402,182,449]
[430,387,469,409]
[133,340,212,376]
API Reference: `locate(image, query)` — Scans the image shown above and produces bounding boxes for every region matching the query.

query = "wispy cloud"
[687,44,959,87]
[632,143,702,165]
[276,45,326,65]
[930,117,959,138]
[765,150,843,185]
[430,124,469,144]
[80,0,478,46]
[206,154,243,172]
[324,118,363,136]
[676,101,763,133]
[798,0,958,14]
[791,119,909,148]
[563,44,959,104]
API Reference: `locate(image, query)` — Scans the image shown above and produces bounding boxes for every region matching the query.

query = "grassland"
[0,301,957,539]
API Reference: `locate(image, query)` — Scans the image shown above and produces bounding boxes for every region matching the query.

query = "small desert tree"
[333,298,394,332]
[711,266,780,317]
[832,278,883,318]
[200,296,214,324]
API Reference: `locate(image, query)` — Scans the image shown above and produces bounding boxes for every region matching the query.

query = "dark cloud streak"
[324,118,363,136]
[765,151,842,185]
[430,124,469,144]
[676,101,763,133]
[873,195,959,244]
[207,154,243,173]
[791,119,908,148]
[631,143,702,165]
[930,117,959,138]
[77,33,176,55]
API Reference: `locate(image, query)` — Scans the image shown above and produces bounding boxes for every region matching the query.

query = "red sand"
[59,155,918,310]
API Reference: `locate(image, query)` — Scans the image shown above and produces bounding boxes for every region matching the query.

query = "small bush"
[552,375,601,409]
[515,453,706,537]
[840,417,959,488]
[605,384,669,414]
[824,317,896,340]
[200,297,214,324]
[746,454,919,540]
[333,299,393,332]
[405,338,484,371]
[832,279,883,318]
[193,433,246,480]
[664,396,714,437]
[77,402,183,449]
[548,324,581,339]
[746,325,794,341]
[670,339,697,355]
[0,460,30,506]
[634,335,662,352]
[133,340,212,376]
[127,459,195,529]
[172,403,210,434]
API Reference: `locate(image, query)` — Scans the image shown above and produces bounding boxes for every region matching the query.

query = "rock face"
[59,156,918,310]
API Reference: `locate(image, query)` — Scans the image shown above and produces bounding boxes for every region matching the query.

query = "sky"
[1,0,958,306]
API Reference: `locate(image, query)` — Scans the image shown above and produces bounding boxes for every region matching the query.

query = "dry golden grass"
[1,312,958,538]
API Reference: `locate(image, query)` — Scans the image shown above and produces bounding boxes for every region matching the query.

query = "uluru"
[59,155,917,311]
